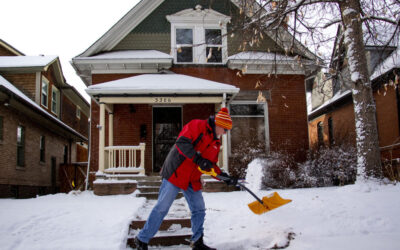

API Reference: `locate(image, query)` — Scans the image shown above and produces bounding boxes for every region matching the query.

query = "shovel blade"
[248,192,292,215]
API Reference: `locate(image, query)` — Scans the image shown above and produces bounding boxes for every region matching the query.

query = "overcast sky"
[0,0,140,102]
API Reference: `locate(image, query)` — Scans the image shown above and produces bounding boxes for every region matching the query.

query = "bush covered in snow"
[245,144,357,189]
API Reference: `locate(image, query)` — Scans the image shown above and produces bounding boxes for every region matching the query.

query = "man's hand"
[193,153,213,171]
[219,172,238,186]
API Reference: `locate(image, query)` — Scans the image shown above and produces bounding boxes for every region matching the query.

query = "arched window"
[317,122,324,147]
[328,117,334,146]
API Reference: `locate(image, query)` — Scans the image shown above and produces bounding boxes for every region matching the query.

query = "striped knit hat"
[215,107,232,130]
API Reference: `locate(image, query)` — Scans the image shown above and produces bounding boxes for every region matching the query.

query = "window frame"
[40,135,45,162]
[170,24,228,65]
[51,85,60,116]
[205,28,223,63]
[41,77,49,108]
[0,116,3,141]
[17,125,25,167]
[229,101,269,156]
[317,121,324,147]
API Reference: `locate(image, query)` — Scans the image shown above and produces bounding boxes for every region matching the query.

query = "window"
[317,122,324,147]
[17,126,25,167]
[76,106,81,119]
[63,145,68,164]
[176,28,193,63]
[205,29,222,63]
[51,86,60,115]
[167,6,230,64]
[230,102,267,155]
[40,136,45,162]
[0,116,3,141]
[41,77,49,107]
[328,117,334,146]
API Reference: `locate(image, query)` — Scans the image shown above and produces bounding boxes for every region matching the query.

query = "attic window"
[176,28,193,63]
[167,6,230,64]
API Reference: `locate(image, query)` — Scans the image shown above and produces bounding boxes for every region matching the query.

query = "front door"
[153,107,182,172]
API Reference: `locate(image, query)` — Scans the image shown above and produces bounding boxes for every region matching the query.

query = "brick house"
[0,39,89,198]
[307,28,400,161]
[72,0,319,180]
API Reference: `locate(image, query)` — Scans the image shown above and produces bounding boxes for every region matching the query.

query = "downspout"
[396,85,400,135]
[85,103,92,191]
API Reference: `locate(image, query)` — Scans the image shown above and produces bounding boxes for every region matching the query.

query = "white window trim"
[167,6,230,65]
[76,106,81,119]
[41,77,49,108]
[51,86,60,116]
[229,101,270,155]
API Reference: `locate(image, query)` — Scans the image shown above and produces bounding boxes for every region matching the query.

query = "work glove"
[193,152,213,171]
[219,172,238,186]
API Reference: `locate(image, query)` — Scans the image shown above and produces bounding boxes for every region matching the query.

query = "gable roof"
[0,55,66,84]
[76,0,317,61]
[0,39,25,56]
[0,75,86,141]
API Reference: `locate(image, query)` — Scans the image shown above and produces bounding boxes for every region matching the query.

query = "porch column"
[99,103,105,172]
[109,112,113,146]
[222,94,229,173]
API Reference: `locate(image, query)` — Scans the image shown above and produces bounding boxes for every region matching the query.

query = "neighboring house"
[0,40,89,198]
[308,26,400,161]
[72,0,319,179]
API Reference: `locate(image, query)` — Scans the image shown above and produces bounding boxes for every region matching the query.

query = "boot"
[191,235,216,250]
[134,237,148,250]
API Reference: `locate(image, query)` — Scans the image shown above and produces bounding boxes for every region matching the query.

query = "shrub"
[252,144,357,189]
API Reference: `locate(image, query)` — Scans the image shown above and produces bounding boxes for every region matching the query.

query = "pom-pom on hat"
[215,107,232,130]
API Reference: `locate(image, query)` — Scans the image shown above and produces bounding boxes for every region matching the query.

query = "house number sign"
[153,97,172,103]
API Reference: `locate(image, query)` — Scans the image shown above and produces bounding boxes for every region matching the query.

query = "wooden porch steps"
[136,177,184,200]
[127,200,192,248]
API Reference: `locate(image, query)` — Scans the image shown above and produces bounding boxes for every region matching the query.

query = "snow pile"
[244,158,265,191]
[1,162,400,250]
[0,191,146,250]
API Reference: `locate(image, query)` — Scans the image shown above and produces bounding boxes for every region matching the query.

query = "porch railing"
[104,143,145,174]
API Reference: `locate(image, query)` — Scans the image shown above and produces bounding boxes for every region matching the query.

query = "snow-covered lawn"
[1,181,399,250]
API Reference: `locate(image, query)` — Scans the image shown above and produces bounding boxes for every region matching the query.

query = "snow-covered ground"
[1,178,399,249]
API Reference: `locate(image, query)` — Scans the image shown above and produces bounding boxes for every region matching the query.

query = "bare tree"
[231,0,400,179]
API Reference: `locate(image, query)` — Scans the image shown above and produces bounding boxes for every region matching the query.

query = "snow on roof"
[309,89,352,117]
[86,74,240,96]
[79,50,172,60]
[0,75,86,140]
[228,52,296,61]
[0,55,58,68]
[370,46,400,80]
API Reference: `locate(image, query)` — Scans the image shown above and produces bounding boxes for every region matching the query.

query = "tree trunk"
[339,0,382,178]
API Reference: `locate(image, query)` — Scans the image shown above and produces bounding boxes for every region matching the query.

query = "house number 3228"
[154,97,172,103]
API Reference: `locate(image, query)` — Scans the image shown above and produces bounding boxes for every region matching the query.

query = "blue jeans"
[137,179,206,243]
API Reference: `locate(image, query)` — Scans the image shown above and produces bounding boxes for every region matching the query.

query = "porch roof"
[86,73,240,97]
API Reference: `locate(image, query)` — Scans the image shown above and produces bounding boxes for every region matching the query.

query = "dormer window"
[167,5,230,64]
[176,28,193,63]
[205,29,222,63]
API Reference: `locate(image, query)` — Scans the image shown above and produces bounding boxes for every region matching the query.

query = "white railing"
[104,143,145,174]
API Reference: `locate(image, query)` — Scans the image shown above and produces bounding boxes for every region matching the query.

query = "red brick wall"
[375,85,400,159]
[88,68,310,172]
[61,94,89,138]
[309,102,356,150]
[2,73,37,101]
[0,105,70,197]
[308,85,400,159]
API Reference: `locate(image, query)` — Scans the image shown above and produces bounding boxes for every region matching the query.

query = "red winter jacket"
[160,117,222,191]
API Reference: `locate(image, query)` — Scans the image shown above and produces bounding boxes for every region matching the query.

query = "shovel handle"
[198,167,265,206]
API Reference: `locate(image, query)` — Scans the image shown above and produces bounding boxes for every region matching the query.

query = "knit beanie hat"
[215,107,232,130]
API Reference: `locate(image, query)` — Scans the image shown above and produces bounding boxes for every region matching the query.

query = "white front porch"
[90,74,239,175]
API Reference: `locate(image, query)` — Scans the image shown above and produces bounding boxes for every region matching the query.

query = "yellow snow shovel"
[199,167,292,215]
